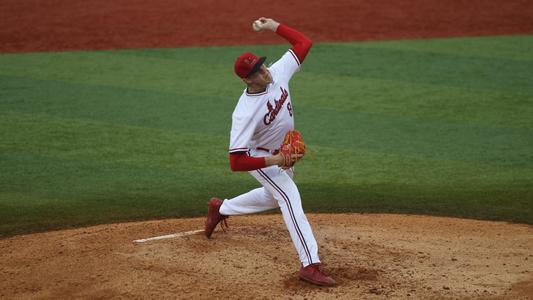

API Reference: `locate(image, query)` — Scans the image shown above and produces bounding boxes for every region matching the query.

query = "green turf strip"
[1,35,532,236]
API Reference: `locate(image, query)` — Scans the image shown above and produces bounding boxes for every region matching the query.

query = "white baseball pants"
[219,163,320,267]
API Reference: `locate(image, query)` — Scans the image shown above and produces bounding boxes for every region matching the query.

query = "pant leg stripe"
[257,169,312,265]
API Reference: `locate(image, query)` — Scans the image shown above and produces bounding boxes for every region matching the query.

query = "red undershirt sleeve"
[276,24,313,63]
[229,152,266,171]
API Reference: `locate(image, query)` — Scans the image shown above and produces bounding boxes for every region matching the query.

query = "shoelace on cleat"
[220,216,229,232]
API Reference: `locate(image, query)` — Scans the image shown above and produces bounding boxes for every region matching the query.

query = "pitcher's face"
[246,65,272,87]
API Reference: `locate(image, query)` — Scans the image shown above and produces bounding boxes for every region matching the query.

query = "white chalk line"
[133,229,204,244]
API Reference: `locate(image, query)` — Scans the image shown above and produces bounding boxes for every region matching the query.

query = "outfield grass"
[1,35,532,237]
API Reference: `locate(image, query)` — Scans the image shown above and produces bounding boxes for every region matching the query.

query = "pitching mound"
[1,214,532,299]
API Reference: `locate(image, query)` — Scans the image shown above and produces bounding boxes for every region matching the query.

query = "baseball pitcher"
[204,17,336,287]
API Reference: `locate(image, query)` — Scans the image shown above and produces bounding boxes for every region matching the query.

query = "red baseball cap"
[234,52,267,78]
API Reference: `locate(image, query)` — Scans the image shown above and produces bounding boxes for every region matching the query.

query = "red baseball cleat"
[299,263,336,287]
[204,198,229,239]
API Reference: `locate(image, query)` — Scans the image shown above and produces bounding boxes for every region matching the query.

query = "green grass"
[1,35,532,237]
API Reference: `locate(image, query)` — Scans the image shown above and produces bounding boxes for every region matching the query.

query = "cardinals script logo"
[264,87,290,125]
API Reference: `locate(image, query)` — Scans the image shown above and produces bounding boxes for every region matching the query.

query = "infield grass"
[1,35,532,236]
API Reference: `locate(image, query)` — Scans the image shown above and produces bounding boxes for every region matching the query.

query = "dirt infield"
[1,0,533,52]
[1,214,532,299]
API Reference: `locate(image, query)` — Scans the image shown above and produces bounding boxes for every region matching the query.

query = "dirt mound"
[1,214,532,299]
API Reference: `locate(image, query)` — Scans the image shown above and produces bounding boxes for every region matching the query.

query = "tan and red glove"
[279,130,306,168]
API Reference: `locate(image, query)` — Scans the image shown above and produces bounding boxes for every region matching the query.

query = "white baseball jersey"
[229,49,302,154]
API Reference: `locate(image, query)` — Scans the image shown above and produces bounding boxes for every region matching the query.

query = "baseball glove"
[279,130,306,168]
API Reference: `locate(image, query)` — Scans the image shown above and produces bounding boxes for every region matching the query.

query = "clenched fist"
[252,17,280,32]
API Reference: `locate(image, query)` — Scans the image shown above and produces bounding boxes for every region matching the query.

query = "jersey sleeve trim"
[288,49,301,66]
[229,147,249,153]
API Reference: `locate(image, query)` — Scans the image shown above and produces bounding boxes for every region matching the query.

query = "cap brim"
[247,56,267,78]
